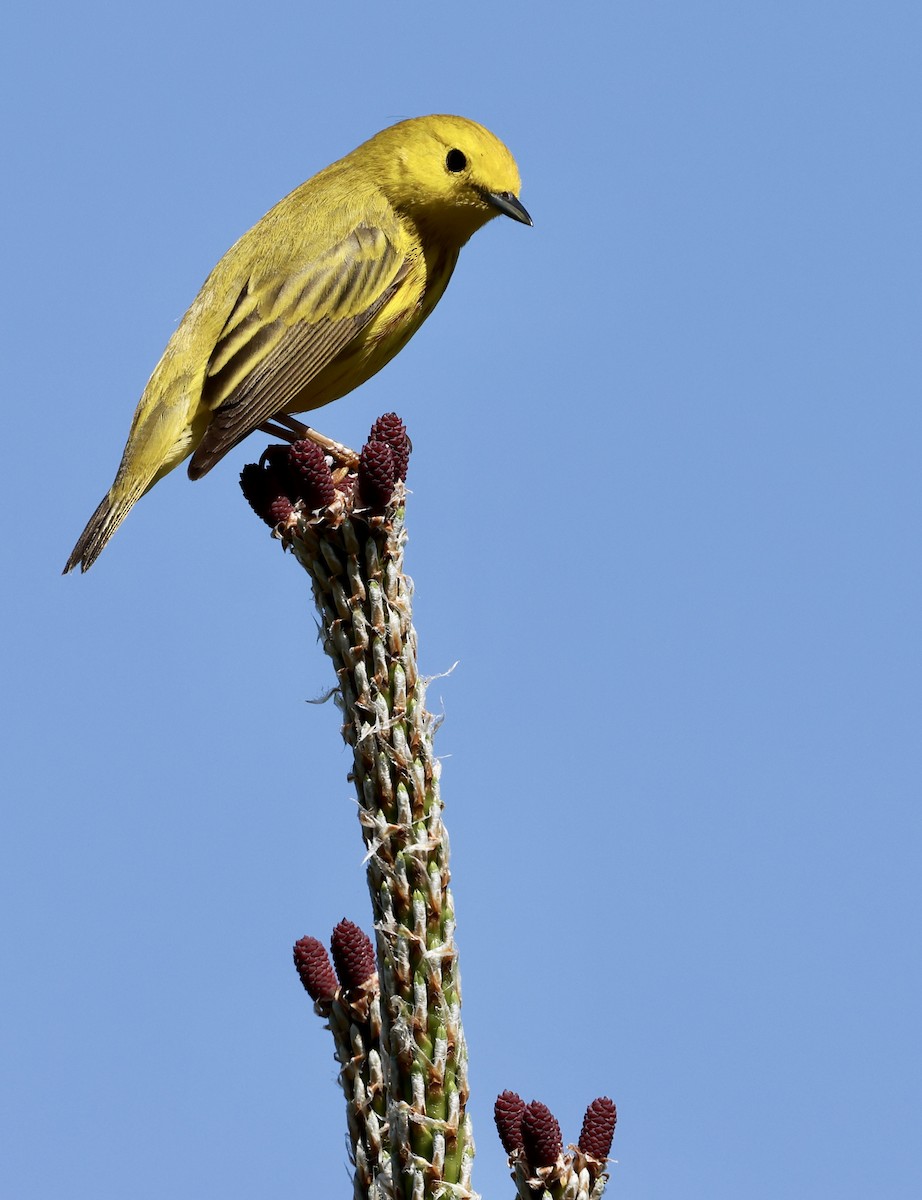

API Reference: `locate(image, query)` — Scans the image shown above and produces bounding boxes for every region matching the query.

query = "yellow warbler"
[64,114,531,573]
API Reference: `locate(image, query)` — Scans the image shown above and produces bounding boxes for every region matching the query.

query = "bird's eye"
[445,148,467,173]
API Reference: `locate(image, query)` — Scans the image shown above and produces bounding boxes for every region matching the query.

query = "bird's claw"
[257,416,360,470]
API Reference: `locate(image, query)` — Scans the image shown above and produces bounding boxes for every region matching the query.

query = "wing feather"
[188,223,406,479]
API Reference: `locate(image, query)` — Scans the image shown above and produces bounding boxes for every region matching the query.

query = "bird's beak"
[484,190,533,226]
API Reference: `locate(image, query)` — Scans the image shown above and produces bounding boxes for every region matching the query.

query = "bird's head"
[363,114,532,243]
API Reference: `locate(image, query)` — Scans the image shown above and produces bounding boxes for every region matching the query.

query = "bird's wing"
[188,223,407,478]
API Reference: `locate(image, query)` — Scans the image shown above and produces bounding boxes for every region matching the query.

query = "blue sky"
[3,3,921,1197]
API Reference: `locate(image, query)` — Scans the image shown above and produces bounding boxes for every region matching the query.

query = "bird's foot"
[258,416,360,469]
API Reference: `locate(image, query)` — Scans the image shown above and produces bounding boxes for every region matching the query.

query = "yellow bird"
[64,114,531,573]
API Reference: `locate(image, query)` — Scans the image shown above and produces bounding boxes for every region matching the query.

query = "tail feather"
[62,482,145,574]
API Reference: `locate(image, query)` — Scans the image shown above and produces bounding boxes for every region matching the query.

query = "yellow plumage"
[64,114,531,572]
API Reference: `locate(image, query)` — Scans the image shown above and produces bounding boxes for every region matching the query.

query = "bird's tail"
[62,477,147,574]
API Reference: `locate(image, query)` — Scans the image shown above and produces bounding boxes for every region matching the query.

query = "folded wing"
[188,223,406,478]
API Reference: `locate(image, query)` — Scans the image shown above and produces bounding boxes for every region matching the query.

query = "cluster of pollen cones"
[239,412,411,529]
[495,1090,617,1196]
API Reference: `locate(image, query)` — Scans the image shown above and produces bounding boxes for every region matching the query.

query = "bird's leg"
[258,416,360,469]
